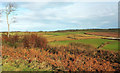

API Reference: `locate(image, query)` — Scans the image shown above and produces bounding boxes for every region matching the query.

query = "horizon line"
[0,28,119,32]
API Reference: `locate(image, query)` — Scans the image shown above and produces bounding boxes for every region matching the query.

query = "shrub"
[2,34,19,48]
[23,34,47,48]
[23,35,31,48]
[2,34,8,43]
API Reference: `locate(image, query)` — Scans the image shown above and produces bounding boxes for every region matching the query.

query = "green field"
[102,42,119,51]
[46,31,87,36]
[49,38,119,51]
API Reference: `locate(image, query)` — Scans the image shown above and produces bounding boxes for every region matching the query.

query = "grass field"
[49,39,119,51]
[102,41,119,51]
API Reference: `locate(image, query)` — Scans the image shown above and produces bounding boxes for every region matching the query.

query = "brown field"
[85,32,119,38]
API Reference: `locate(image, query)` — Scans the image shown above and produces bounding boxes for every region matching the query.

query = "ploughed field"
[1,29,120,71]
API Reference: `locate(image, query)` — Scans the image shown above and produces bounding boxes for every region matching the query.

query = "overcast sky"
[0,2,118,31]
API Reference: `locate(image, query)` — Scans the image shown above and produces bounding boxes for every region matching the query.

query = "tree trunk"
[6,14,9,37]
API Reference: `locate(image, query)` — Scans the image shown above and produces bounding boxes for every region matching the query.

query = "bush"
[2,34,19,48]
[2,34,9,43]
[23,34,47,48]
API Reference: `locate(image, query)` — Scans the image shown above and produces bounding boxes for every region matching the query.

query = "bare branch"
[6,2,17,15]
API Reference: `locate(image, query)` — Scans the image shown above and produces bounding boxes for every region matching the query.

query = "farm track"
[97,42,111,49]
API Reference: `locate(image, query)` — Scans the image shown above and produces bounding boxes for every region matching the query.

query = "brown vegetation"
[85,32,119,38]
[2,33,120,71]
[23,34,47,48]
[2,43,120,71]
[2,34,47,49]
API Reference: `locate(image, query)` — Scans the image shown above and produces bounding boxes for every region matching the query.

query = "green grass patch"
[2,59,53,71]
[49,39,119,51]
[102,41,119,51]
[46,31,87,36]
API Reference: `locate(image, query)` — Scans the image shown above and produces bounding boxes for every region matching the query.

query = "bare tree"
[5,2,17,37]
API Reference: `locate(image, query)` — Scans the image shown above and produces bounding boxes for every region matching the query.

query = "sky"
[0,2,118,31]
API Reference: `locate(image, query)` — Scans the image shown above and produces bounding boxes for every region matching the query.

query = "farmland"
[1,29,120,72]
